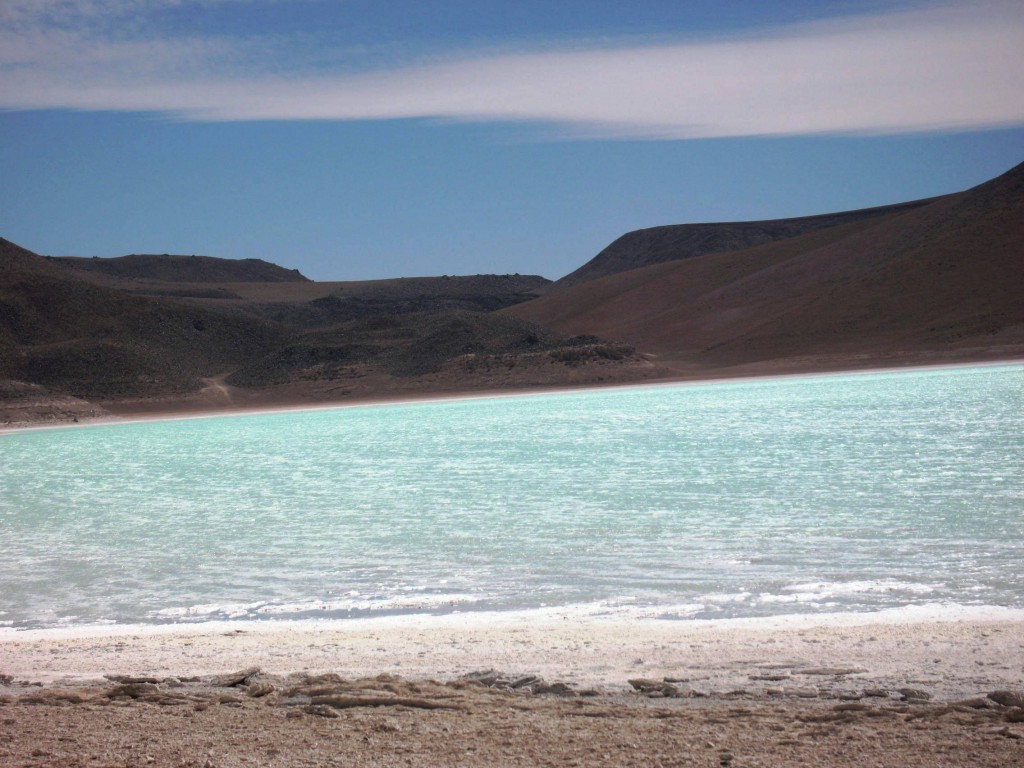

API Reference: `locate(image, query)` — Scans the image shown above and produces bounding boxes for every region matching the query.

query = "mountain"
[506,161,1024,374]
[5,160,1020,425]
[233,274,552,327]
[52,254,310,283]
[552,198,939,291]
[1,238,285,399]
[1,240,654,423]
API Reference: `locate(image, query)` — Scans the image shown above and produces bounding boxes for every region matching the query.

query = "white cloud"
[1,1,1022,139]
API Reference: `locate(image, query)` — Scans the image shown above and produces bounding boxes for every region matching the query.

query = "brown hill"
[506,161,1024,374]
[52,254,310,283]
[552,198,939,291]
[2,240,653,422]
[1,239,285,398]
[241,274,552,327]
[227,310,631,386]
[47,266,550,325]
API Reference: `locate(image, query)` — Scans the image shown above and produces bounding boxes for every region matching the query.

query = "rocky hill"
[1,239,285,399]
[1,240,651,424]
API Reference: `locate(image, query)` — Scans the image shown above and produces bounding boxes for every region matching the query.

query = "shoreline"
[5,362,1023,764]
[3,355,1022,436]
[4,605,1022,701]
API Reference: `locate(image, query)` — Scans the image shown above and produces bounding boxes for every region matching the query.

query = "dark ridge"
[1,242,285,398]
[52,254,310,283]
[209,274,552,328]
[303,274,550,325]
[227,310,624,386]
[552,197,941,290]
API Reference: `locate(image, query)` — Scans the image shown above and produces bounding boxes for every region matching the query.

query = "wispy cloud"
[2,1,1022,139]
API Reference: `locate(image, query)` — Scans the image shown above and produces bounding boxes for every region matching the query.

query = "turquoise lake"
[1,364,1022,629]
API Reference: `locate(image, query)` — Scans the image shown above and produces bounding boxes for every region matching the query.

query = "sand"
[2,609,1023,766]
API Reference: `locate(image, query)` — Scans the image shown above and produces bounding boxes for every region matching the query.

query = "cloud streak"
[2,1,1022,139]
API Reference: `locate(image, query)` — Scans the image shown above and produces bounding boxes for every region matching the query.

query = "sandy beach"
[2,609,1023,765]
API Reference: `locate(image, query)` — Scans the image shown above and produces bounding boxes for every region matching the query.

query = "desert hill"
[1,238,286,399]
[506,161,1024,374]
[552,198,939,291]
[47,258,550,324]
[4,160,1021,425]
[235,274,552,327]
[1,241,653,424]
[52,253,310,283]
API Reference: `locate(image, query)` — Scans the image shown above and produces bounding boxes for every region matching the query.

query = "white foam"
[4,600,1023,644]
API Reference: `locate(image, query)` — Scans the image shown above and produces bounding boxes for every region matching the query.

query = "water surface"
[1,364,1021,629]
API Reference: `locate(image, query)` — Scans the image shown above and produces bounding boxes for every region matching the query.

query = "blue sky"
[2,1,1022,281]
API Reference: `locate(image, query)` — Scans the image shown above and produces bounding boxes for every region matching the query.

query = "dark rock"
[310,695,462,710]
[303,704,340,718]
[953,697,999,709]
[18,690,91,706]
[628,678,686,697]
[510,676,542,690]
[836,691,865,701]
[532,682,576,697]
[209,667,261,687]
[104,675,162,684]
[1005,708,1024,723]
[989,690,1024,708]
[104,683,159,699]
[461,670,506,687]
[247,682,276,698]
[899,688,933,701]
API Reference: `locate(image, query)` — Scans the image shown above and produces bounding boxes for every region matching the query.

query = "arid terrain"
[2,160,1022,428]
[506,161,1024,376]
[3,613,1023,767]
[3,164,1024,763]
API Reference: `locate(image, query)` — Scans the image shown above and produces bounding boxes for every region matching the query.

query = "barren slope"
[553,198,939,291]
[508,161,1024,371]
[1,239,285,398]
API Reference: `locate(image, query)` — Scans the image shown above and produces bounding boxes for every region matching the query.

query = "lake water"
[1,364,1022,630]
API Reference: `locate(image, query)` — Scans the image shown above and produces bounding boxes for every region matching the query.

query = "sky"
[1,0,1023,281]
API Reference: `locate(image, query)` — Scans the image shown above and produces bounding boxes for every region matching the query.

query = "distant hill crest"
[553,197,941,290]
[52,254,310,283]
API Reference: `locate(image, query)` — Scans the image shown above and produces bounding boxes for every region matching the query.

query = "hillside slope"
[553,198,938,290]
[507,161,1024,372]
[1,240,658,422]
[1,239,285,398]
